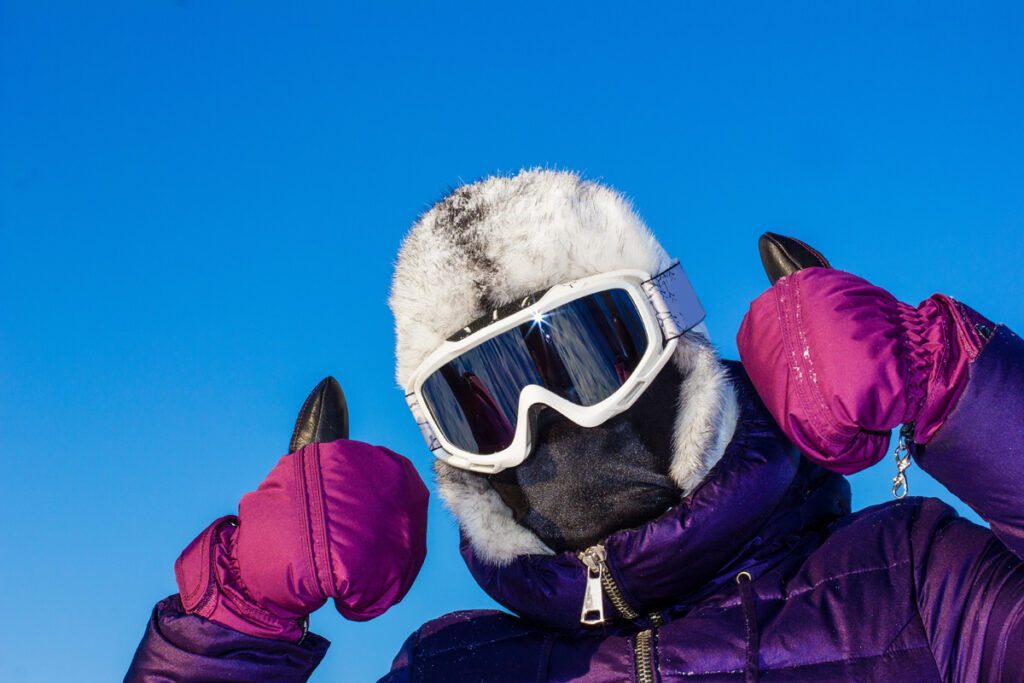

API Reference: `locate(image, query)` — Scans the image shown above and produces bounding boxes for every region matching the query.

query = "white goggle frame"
[404,261,705,474]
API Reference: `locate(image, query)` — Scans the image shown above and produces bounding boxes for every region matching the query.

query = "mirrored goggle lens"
[420,288,650,455]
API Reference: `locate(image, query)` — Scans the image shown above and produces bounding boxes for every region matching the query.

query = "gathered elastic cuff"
[901,295,993,443]
[894,299,940,429]
[175,516,306,642]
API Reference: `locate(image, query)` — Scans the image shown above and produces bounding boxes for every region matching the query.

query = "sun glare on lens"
[527,310,549,335]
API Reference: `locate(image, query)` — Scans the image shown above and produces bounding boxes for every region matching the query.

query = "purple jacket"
[127,325,1024,682]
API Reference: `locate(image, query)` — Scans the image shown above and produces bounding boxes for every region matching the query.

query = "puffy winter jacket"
[127,325,1024,682]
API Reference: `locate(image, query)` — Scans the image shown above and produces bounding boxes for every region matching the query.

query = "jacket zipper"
[579,545,639,624]
[634,617,662,683]
[579,544,660,683]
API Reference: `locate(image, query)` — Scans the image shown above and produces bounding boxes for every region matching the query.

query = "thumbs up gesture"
[174,378,429,641]
[738,234,992,474]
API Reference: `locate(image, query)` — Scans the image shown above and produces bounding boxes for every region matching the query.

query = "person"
[126,170,1023,682]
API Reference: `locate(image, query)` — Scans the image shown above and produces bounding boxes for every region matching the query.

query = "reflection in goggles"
[421,289,649,455]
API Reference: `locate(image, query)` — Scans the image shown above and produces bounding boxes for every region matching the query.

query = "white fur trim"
[434,461,555,561]
[667,332,739,494]
[390,169,670,389]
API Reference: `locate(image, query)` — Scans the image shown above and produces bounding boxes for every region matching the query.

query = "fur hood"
[390,170,738,565]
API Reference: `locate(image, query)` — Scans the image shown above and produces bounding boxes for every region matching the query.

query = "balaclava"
[390,170,739,563]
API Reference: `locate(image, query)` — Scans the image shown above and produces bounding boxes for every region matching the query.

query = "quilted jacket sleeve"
[912,325,1024,559]
[124,595,329,683]
[911,324,1024,681]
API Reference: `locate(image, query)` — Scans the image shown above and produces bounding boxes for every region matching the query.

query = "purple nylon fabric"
[125,595,329,682]
[128,330,1024,681]
[913,326,1024,557]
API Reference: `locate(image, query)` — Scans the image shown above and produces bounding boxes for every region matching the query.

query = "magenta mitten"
[737,267,993,474]
[174,440,429,641]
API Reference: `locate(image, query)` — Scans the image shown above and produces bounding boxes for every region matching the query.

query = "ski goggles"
[404,262,705,473]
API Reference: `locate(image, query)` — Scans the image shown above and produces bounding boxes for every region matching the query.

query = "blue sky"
[1,2,1022,681]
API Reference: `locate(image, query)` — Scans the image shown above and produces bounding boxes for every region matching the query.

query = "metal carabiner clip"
[891,424,914,499]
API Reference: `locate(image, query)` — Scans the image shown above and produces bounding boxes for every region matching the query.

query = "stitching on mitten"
[774,279,819,442]
[306,444,337,600]
[294,449,323,601]
[789,236,830,269]
[782,275,848,449]
[176,521,215,606]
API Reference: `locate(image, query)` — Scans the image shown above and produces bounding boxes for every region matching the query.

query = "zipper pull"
[579,545,607,626]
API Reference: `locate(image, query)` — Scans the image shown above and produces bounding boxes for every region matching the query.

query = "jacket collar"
[462,366,851,629]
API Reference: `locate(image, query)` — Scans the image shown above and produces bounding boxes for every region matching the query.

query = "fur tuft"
[434,462,555,561]
[667,331,740,494]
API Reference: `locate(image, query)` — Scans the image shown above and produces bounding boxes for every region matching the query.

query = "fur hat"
[390,169,738,564]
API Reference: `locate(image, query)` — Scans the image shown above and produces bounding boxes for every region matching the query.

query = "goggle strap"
[642,261,706,341]
[406,394,443,451]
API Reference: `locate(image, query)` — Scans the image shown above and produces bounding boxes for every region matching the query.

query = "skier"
[127,170,1023,681]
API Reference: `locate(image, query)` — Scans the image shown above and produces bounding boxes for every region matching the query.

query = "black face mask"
[488,362,684,553]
